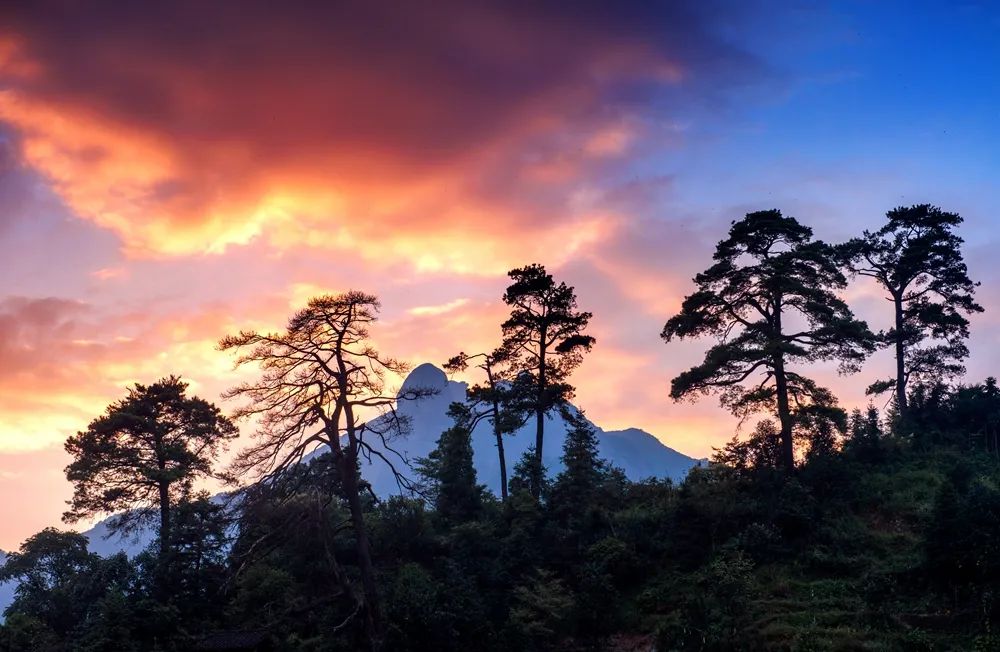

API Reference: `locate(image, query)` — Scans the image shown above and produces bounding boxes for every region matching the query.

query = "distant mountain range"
[0,363,702,616]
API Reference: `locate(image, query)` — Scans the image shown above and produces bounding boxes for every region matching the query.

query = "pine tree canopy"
[663,210,876,469]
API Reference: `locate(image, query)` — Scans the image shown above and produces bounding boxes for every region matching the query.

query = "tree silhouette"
[416,403,484,525]
[63,376,237,567]
[219,291,435,652]
[663,210,876,471]
[842,204,982,419]
[500,264,595,497]
[444,349,523,501]
[0,528,131,642]
[159,493,229,614]
[713,420,783,474]
[796,387,846,461]
[548,408,610,527]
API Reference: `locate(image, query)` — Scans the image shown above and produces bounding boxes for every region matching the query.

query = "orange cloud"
[0,86,627,273]
[0,2,759,272]
[0,295,271,452]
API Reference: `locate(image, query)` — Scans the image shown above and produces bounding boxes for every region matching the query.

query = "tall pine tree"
[444,349,522,501]
[550,409,607,512]
[500,264,595,498]
[843,204,982,418]
[663,210,876,471]
[63,377,237,567]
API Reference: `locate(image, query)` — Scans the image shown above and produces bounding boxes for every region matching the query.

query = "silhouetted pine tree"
[550,409,607,513]
[444,349,523,502]
[663,210,876,471]
[417,404,484,525]
[500,264,595,498]
[845,404,884,461]
[63,377,237,571]
[843,204,982,419]
[509,447,547,501]
[713,420,783,474]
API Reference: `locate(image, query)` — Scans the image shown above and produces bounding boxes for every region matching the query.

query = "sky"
[0,0,998,550]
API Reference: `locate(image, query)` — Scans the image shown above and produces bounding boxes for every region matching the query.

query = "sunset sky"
[0,1,998,550]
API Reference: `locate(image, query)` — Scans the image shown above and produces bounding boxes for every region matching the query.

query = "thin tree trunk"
[334,342,383,651]
[158,482,171,561]
[773,358,795,472]
[772,301,795,472]
[340,454,382,652]
[894,295,908,418]
[533,335,547,499]
[155,478,172,600]
[493,397,508,502]
[531,376,545,498]
[486,366,509,502]
[533,406,544,498]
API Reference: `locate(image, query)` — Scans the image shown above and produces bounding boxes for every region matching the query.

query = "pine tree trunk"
[533,332,547,499]
[155,479,172,600]
[772,301,795,472]
[894,295,908,418]
[533,405,544,498]
[341,454,382,652]
[773,359,795,472]
[486,367,509,502]
[158,481,171,561]
[493,399,509,502]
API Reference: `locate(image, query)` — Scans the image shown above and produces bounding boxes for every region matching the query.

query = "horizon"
[1,0,999,551]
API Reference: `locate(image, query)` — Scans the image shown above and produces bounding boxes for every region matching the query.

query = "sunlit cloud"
[91,266,128,281]
[0,1,758,274]
[409,298,471,317]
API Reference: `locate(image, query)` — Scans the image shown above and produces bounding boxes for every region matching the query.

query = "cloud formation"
[0,0,759,270]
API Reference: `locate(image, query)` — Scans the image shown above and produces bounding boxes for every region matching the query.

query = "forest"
[1,204,998,651]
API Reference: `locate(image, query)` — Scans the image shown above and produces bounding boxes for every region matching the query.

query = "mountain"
[0,363,701,617]
[357,363,701,498]
[84,516,158,559]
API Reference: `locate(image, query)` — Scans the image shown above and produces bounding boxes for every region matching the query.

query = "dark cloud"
[0,0,763,166]
[0,0,771,265]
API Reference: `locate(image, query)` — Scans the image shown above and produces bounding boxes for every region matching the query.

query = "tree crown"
[663,210,875,420]
[220,291,435,486]
[63,376,237,533]
[842,204,983,392]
